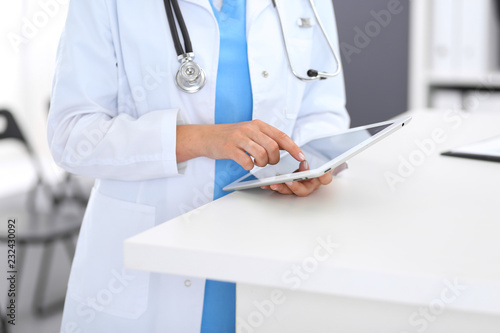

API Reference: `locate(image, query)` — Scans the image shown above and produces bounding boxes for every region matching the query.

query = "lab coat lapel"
[247,0,273,37]
[180,0,213,11]
[178,0,272,38]
[115,0,174,112]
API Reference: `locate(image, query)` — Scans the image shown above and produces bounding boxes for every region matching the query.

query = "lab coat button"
[184,279,191,287]
[262,71,269,78]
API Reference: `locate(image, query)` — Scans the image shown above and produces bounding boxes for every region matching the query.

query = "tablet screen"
[246,123,392,181]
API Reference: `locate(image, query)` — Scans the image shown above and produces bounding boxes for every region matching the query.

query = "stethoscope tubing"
[273,0,342,81]
[163,0,193,57]
[307,0,342,78]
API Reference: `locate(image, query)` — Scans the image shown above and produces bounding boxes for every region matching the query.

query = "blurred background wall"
[0,0,68,197]
[333,0,410,127]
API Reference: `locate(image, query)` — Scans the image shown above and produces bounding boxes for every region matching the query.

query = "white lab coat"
[48,0,349,332]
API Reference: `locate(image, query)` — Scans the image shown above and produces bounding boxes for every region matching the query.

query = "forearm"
[175,121,304,169]
[176,125,208,163]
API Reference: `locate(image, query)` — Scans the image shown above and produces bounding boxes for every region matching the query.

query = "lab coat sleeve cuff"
[161,109,186,176]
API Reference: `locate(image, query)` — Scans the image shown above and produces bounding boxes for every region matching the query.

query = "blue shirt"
[201,1,252,332]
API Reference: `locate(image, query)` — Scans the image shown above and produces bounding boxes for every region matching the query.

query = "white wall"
[0,3,23,111]
[0,0,69,196]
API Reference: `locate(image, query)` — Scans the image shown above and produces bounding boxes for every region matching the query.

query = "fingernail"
[298,152,305,161]
[271,185,279,191]
[303,160,309,170]
[286,182,294,186]
[260,186,266,189]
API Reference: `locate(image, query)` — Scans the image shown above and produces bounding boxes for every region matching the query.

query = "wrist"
[176,125,207,163]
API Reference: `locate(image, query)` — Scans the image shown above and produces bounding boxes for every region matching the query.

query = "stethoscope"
[162,0,342,94]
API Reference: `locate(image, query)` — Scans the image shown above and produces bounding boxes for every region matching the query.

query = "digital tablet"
[223,116,412,191]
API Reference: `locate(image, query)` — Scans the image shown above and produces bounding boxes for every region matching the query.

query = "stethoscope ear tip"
[307,69,319,78]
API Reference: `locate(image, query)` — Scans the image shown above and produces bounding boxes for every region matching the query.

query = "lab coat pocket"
[68,188,156,319]
[286,38,312,119]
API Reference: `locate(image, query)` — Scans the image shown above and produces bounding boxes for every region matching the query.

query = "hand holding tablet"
[223,116,412,192]
[259,159,348,196]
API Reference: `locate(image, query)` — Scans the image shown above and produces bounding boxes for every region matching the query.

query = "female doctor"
[48,0,349,332]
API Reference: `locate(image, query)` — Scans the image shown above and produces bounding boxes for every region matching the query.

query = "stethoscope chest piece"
[175,53,206,93]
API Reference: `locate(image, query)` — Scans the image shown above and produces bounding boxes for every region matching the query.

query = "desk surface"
[125,109,500,316]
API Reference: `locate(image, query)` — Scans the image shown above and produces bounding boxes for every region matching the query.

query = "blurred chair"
[0,109,87,324]
[0,109,48,207]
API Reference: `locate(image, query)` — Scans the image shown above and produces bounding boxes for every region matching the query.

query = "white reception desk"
[125,109,500,332]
